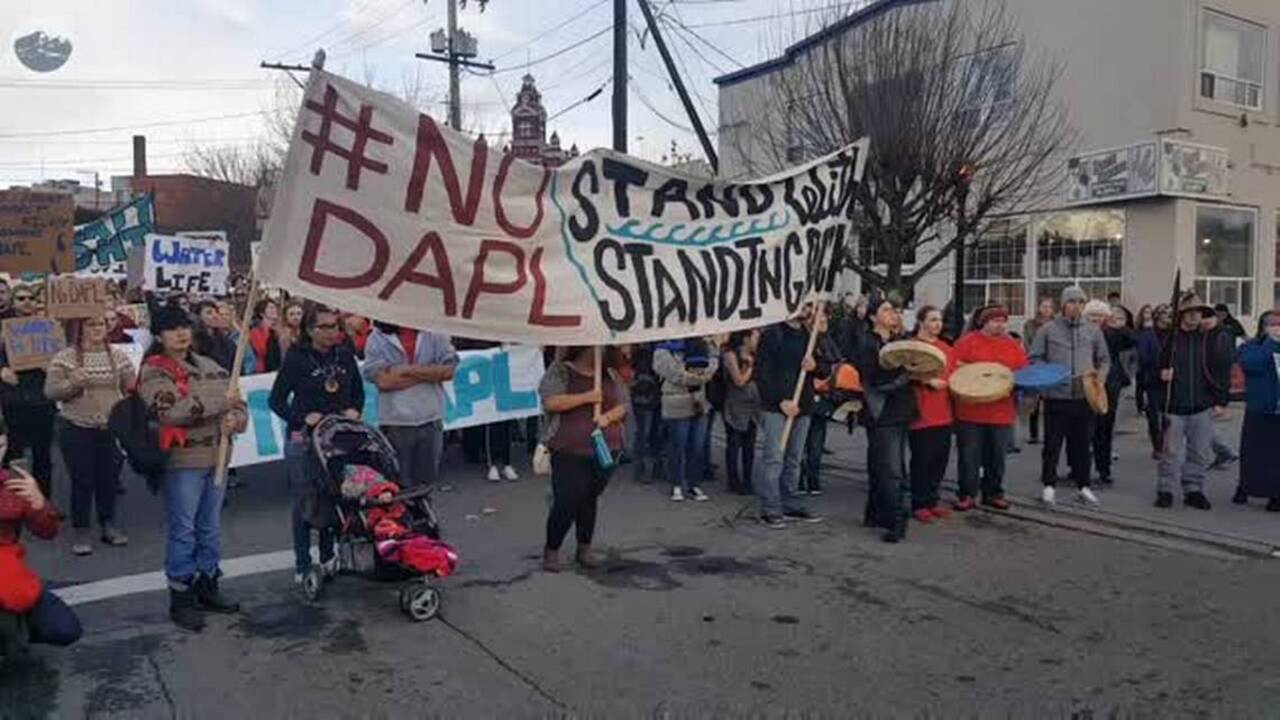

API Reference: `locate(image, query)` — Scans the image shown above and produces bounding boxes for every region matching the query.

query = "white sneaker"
[487,466,500,483]
[320,557,338,579]
[293,572,305,586]
[690,487,710,502]
[1076,487,1100,506]
[502,465,520,482]
[671,487,685,502]
[1041,486,1056,505]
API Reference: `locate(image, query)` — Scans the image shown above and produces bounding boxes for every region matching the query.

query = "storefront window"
[1195,205,1254,316]
[964,219,1027,316]
[1033,209,1125,303]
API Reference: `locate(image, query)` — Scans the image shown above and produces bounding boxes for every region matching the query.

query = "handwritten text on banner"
[258,70,867,345]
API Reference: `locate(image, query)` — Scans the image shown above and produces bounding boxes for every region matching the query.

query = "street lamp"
[948,162,975,338]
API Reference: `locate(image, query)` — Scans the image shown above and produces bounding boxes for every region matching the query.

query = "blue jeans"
[163,467,227,585]
[25,590,82,646]
[665,415,708,491]
[757,412,809,516]
[287,439,334,574]
[632,406,662,461]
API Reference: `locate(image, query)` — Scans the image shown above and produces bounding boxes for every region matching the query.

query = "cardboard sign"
[229,345,543,468]
[143,233,230,294]
[0,190,75,275]
[2,316,65,371]
[258,69,867,345]
[46,276,112,319]
[74,195,155,279]
[116,303,149,328]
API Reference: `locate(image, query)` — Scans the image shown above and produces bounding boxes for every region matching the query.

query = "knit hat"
[151,303,193,334]
[1083,299,1111,319]
[976,305,1009,328]
[1060,286,1087,305]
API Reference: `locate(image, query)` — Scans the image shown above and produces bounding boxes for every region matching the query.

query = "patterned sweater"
[138,352,247,470]
[44,346,135,429]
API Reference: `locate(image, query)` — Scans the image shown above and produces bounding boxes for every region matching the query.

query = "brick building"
[112,173,257,272]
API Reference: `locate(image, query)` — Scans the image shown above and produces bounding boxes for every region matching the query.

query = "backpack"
[107,391,168,493]
[629,345,662,409]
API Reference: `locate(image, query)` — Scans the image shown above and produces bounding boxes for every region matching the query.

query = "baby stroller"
[301,416,458,622]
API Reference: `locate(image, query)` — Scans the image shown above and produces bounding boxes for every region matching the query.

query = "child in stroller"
[303,416,457,621]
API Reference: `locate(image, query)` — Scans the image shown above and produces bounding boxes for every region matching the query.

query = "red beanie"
[977,305,1009,328]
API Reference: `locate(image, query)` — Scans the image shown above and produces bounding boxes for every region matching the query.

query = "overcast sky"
[0,0,853,188]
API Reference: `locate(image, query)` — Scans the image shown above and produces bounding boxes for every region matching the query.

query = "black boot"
[170,587,205,632]
[882,511,908,544]
[1232,486,1249,505]
[194,575,240,614]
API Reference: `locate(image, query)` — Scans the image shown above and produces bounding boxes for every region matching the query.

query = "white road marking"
[53,550,296,607]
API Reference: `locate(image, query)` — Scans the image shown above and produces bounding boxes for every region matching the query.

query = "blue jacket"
[1237,337,1280,415]
[362,328,458,426]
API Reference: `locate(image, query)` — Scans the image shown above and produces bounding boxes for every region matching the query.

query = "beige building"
[716,0,1280,324]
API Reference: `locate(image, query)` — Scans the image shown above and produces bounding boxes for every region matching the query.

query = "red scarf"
[144,355,191,450]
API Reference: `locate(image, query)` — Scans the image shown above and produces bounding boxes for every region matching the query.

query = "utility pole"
[416,0,493,131]
[446,0,461,130]
[612,0,627,153]
[635,0,717,173]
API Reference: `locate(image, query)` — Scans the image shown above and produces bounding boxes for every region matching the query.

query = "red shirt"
[952,332,1029,425]
[911,337,956,430]
[398,328,419,363]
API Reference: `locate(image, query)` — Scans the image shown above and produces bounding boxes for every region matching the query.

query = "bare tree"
[740,0,1075,298]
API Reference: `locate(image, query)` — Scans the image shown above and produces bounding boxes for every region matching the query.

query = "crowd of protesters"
[2,268,1279,650]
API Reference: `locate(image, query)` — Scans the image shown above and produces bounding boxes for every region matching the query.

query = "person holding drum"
[908,306,956,520]
[952,305,1028,510]
[1028,286,1109,506]
[852,293,919,542]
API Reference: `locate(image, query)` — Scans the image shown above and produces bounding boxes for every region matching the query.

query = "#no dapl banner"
[258,69,867,345]
[228,344,543,469]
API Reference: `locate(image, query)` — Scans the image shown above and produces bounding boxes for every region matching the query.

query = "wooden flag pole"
[214,280,260,487]
[780,301,826,451]
[593,345,604,419]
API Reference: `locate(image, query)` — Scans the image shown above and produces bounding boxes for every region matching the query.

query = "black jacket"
[1102,326,1137,392]
[1153,327,1232,416]
[268,342,365,434]
[756,322,831,415]
[852,330,917,427]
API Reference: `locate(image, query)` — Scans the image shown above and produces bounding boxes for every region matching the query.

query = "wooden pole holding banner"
[779,302,826,451]
[593,346,604,419]
[214,280,260,487]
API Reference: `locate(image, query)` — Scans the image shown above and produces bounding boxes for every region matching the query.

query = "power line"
[491,0,610,62]
[683,5,846,29]
[629,75,697,135]
[328,13,438,61]
[269,0,387,60]
[548,77,612,123]
[491,26,613,75]
[663,14,745,69]
[323,0,420,53]
[0,110,270,139]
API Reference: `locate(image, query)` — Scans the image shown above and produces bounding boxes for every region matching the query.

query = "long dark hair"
[726,330,755,352]
[299,302,338,348]
[561,345,624,370]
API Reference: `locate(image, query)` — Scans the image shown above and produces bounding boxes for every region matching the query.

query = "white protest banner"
[229,344,543,469]
[143,233,230,295]
[258,69,867,345]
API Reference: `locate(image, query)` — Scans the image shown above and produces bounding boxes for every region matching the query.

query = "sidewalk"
[810,395,1280,555]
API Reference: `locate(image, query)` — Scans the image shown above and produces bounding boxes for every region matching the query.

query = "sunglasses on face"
[313,323,339,331]
[13,296,34,302]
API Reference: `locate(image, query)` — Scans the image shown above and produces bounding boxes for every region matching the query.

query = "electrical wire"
[682,5,847,29]
[629,75,697,134]
[662,14,746,69]
[0,110,270,139]
[490,26,612,75]
[269,0,387,60]
[491,0,610,62]
[548,77,612,123]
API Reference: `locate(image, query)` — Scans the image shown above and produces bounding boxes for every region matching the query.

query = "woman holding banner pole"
[539,346,626,572]
[139,305,247,632]
[44,315,135,555]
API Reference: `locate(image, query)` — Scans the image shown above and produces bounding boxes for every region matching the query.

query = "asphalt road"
[4,409,1280,718]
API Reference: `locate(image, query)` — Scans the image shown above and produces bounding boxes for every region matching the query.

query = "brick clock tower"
[508,74,577,168]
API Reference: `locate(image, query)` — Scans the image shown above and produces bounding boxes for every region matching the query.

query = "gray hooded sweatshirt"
[1028,315,1110,400]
